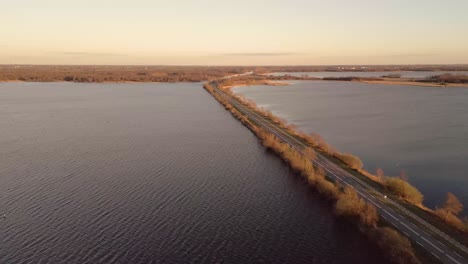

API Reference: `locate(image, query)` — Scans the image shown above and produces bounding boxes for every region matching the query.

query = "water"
[235,81,468,213]
[268,71,468,79]
[0,82,387,263]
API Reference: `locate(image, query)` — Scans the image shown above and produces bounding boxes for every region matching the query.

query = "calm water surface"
[0,82,387,263]
[235,81,468,213]
[268,71,468,79]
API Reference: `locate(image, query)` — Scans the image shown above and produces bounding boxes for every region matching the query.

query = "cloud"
[220,52,302,57]
[388,53,441,58]
[52,51,125,57]
[316,53,440,60]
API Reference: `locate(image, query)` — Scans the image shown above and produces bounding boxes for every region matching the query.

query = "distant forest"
[0,65,251,83]
[1,65,468,83]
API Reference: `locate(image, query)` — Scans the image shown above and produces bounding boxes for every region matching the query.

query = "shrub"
[381,74,402,78]
[384,177,423,204]
[303,147,317,161]
[316,177,340,200]
[370,227,421,264]
[435,209,465,231]
[335,186,378,227]
[435,193,465,231]
[335,152,364,170]
[442,192,463,216]
[307,133,334,153]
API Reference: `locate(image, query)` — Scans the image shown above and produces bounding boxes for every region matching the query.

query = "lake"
[235,81,468,213]
[0,82,387,263]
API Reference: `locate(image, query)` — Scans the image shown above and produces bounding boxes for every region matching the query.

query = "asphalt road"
[211,82,468,264]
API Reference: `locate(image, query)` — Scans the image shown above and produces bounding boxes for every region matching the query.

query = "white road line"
[454,252,462,258]
[399,221,418,235]
[417,241,424,247]
[421,230,430,237]
[402,231,410,237]
[368,200,382,209]
[421,236,444,253]
[386,212,399,221]
[445,253,462,264]
[431,252,440,259]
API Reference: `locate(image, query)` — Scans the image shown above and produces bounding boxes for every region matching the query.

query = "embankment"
[218,77,468,242]
[204,81,423,264]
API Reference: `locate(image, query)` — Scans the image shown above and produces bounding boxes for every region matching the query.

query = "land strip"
[205,76,468,264]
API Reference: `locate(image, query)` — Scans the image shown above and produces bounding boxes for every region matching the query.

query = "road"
[210,81,468,264]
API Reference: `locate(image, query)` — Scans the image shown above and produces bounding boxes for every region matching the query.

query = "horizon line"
[2,63,468,67]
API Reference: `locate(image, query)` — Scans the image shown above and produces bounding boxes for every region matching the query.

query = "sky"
[1,0,468,65]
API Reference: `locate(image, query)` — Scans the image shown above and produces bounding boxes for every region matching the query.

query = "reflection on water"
[235,81,468,213]
[0,82,387,263]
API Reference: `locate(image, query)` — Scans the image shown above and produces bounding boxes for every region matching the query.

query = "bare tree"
[443,193,463,220]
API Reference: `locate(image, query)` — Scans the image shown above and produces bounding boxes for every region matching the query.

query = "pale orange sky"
[1,0,468,65]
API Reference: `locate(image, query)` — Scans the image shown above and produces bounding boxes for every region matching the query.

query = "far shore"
[2,76,467,88]
[358,79,468,88]
[223,80,291,90]
[0,80,194,84]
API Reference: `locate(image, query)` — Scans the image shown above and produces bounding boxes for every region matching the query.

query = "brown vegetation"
[424,74,468,84]
[335,186,378,227]
[304,133,336,154]
[384,177,424,205]
[335,152,364,170]
[323,76,382,81]
[435,193,466,231]
[0,65,254,83]
[3,64,468,85]
[369,227,421,264]
[381,74,402,78]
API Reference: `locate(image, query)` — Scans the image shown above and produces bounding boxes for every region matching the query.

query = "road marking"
[445,253,462,264]
[421,236,444,253]
[431,252,440,259]
[402,231,410,237]
[454,252,462,258]
[399,221,418,235]
[370,201,382,209]
[385,211,399,221]
[366,198,382,209]
[416,241,424,247]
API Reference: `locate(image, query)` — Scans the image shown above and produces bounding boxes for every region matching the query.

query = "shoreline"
[0,80,200,84]
[222,80,291,90]
[359,79,468,88]
[2,78,467,88]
